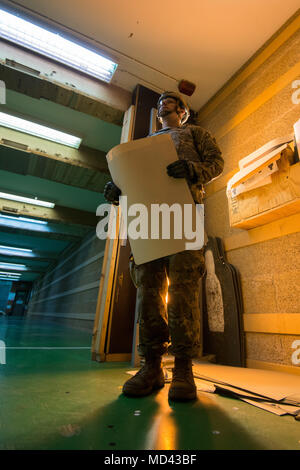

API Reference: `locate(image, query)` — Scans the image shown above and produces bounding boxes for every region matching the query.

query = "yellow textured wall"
[198,11,300,374]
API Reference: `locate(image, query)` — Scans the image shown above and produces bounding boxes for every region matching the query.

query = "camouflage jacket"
[150,124,224,203]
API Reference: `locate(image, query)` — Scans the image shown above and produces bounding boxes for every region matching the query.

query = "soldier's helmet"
[157,91,190,124]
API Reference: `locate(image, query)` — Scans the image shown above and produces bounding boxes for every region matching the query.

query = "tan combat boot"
[168,357,197,401]
[122,356,165,397]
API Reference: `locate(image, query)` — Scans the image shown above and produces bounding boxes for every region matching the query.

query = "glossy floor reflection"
[0,317,299,450]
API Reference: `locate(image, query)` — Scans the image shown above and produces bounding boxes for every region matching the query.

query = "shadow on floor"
[32,387,265,450]
[36,392,162,450]
[168,394,266,450]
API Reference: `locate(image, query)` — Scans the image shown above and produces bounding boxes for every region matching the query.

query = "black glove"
[103,181,121,205]
[166,159,194,179]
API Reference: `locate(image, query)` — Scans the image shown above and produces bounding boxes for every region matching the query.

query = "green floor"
[0,317,299,450]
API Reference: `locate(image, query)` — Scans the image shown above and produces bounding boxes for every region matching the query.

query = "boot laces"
[172,366,191,381]
[172,360,193,382]
[136,360,160,377]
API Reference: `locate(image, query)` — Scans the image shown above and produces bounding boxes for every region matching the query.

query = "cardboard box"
[227,146,300,229]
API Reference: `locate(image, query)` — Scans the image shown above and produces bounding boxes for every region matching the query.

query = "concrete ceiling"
[0,66,119,282]
[0,9,125,282]
[5,89,122,153]
[1,0,299,110]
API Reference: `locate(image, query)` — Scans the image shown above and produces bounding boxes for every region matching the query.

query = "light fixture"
[0,214,48,225]
[19,217,48,225]
[0,192,54,208]
[0,271,22,277]
[0,262,27,271]
[0,111,82,148]
[0,248,35,258]
[0,245,32,253]
[0,272,22,281]
[0,277,20,281]
[0,8,118,83]
[0,271,22,276]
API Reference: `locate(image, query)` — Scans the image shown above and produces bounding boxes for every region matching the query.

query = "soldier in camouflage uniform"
[104,91,224,400]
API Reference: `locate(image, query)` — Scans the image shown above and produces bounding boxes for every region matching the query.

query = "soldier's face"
[157,97,185,121]
[157,97,178,118]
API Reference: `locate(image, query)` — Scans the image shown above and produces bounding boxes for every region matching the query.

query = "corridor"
[0,317,299,451]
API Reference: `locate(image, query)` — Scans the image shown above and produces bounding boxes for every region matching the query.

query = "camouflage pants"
[129,249,205,359]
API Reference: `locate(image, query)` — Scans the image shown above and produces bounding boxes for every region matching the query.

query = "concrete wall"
[27,231,106,332]
[198,11,300,374]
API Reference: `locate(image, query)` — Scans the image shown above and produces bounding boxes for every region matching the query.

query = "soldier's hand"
[166,159,191,179]
[103,181,121,205]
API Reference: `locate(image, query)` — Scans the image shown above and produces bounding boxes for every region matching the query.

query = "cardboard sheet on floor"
[191,364,300,416]
[192,363,300,405]
[194,378,216,393]
[193,378,300,415]
[213,383,271,400]
[240,399,300,416]
[106,133,203,265]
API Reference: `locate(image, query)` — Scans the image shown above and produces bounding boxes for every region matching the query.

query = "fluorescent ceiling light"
[0,111,82,148]
[0,249,34,258]
[0,263,26,268]
[0,262,27,271]
[19,217,48,225]
[0,245,32,253]
[0,9,118,83]
[0,214,48,224]
[0,273,22,280]
[1,274,21,279]
[0,192,54,208]
[0,277,20,281]
[0,271,22,276]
